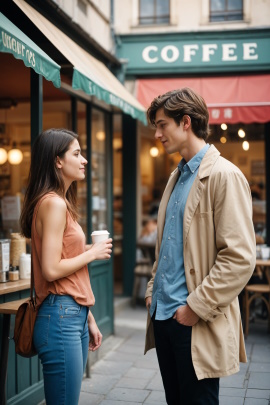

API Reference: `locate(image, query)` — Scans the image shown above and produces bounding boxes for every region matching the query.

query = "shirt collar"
[178,144,210,174]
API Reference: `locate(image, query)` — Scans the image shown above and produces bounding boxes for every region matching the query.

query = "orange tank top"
[31,192,95,307]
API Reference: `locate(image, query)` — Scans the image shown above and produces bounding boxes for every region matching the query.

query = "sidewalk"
[79,301,270,405]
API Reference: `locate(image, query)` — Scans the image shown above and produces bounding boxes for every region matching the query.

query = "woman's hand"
[88,312,102,351]
[90,239,113,261]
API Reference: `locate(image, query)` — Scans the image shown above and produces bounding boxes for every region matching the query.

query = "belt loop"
[49,294,55,305]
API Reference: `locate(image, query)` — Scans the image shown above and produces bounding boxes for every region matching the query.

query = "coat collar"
[197,144,220,180]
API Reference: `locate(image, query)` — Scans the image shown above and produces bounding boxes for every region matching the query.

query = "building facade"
[0,0,145,403]
[114,0,270,256]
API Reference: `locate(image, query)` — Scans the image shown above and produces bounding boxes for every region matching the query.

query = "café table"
[0,279,30,405]
[244,258,270,336]
[255,258,270,278]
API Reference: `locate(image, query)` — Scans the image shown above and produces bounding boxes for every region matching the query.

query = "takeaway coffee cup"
[91,230,110,243]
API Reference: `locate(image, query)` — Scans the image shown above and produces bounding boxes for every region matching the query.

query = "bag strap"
[30,253,34,299]
[30,242,36,306]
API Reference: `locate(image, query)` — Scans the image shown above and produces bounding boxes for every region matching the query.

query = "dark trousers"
[152,315,219,405]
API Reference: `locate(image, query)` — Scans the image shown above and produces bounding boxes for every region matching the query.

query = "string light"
[238,129,245,138]
[220,136,227,144]
[242,141,249,151]
[0,148,8,164]
[150,147,159,157]
[8,147,23,164]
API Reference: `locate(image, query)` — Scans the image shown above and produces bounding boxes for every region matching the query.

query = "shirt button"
[172,216,174,219]
[168,237,170,240]
[162,274,164,278]
[190,268,195,275]
[181,182,183,185]
[164,256,166,259]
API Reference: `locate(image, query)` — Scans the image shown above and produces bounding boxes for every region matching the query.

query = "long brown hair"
[20,128,79,238]
[147,87,210,140]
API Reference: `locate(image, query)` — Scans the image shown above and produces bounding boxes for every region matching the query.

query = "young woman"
[20,128,113,405]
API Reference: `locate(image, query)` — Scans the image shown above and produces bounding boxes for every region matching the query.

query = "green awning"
[13,0,147,124]
[0,12,61,88]
[72,69,147,124]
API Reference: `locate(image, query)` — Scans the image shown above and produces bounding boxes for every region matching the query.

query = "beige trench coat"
[145,145,256,380]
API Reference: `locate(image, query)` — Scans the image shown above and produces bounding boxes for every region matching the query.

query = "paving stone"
[125,332,146,347]
[81,375,118,395]
[115,377,148,389]
[248,372,270,389]
[238,362,249,375]
[144,349,158,361]
[219,396,244,405]
[116,343,143,355]
[106,387,149,402]
[115,318,146,330]
[244,399,269,405]
[251,345,270,363]
[124,367,157,379]
[246,389,270,399]
[220,373,247,388]
[144,390,167,404]
[99,401,140,405]
[145,373,164,391]
[91,359,132,378]
[104,350,141,362]
[245,342,253,357]
[249,362,270,372]
[134,357,159,369]
[219,387,246,397]
[79,305,270,405]
[78,391,104,405]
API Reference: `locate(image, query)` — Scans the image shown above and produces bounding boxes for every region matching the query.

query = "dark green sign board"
[117,29,270,75]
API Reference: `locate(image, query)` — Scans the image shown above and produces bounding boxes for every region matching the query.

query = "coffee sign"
[117,31,270,74]
[142,42,258,64]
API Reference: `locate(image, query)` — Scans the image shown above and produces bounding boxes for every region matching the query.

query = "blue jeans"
[33,294,89,405]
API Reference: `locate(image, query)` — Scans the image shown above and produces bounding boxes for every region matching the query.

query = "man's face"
[154,108,186,155]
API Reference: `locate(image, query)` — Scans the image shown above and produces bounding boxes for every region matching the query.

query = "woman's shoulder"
[38,193,67,216]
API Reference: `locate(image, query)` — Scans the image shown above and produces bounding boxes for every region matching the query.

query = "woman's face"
[56,139,87,187]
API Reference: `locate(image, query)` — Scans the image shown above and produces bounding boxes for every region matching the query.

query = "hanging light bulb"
[221,123,227,131]
[8,144,23,165]
[0,148,8,164]
[238,129,245,138]
[242,141,249,151]
[96,131,105,141]
[220,136,227,144]
[150,146,159,157]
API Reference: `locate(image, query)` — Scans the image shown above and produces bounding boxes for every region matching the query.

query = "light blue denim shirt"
[150,144,210,320]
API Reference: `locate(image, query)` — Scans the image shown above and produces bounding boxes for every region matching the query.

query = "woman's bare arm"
[38,197,112,282]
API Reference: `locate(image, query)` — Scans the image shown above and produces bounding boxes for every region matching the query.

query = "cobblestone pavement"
[79,303,270,405]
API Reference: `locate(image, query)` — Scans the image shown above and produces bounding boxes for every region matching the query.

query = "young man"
[144,88,256,405]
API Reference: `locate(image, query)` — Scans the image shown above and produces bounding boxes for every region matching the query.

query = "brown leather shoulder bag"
[14,253,38,357]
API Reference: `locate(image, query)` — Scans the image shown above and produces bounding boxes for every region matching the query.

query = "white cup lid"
[91,230,109,235]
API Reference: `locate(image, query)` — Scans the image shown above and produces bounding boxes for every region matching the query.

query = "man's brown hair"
[147,87,210,140]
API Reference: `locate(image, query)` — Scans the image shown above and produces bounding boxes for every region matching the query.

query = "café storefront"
[0,1,146,403]
[117,29,270,250]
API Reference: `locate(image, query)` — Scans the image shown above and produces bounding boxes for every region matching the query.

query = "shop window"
[210,0,243,22]
[77,101,87,237]
[113,114,123,294]
[91,109,108,232]
[139,0,170,25]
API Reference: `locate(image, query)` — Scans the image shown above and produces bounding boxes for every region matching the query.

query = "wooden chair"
[132,242,155,307]
[244,267,270,336]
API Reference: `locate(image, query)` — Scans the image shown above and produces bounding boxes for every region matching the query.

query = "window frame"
[138,0,170,26]
[209,0,243,22]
